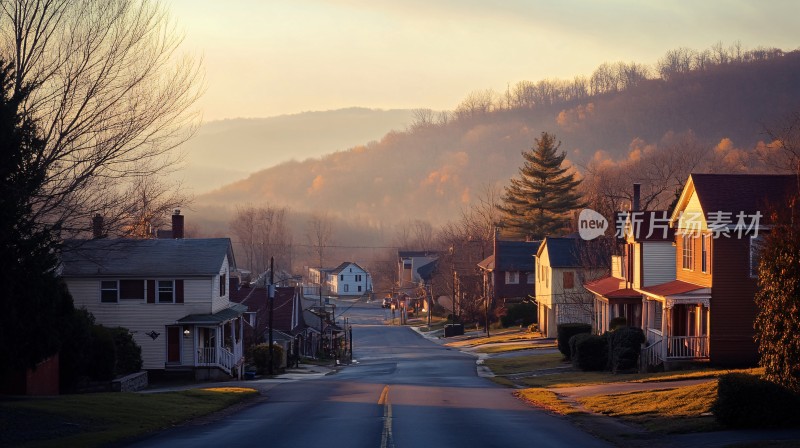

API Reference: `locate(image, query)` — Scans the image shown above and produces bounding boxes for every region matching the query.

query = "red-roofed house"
[585,209,676,334]
[640,173,798,368]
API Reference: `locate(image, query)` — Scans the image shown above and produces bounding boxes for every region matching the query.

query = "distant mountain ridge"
[193,51,800,235]
[177,107,416,192]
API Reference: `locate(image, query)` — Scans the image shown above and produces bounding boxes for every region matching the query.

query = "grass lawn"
[445,329,543,348]
[483,352,567,375]
[0,387,258,447]
[515,388,581,415]
[476,342,556,354]
[579,381,719,433]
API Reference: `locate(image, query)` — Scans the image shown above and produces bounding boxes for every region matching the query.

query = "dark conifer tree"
[0,60,75,378]
[497,132,583,239]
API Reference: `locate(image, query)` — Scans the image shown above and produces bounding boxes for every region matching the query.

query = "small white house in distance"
[60,237,246,380]
[329,262,372,296]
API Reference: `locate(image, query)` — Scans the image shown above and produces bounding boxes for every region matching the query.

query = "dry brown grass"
[579,381,719,433]
[483,352,567,375]
[515,388,583,415]
[445,329,543,348]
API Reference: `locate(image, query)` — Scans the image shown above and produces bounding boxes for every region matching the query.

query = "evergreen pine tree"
[0,60,76,378]
[497,132,583,239]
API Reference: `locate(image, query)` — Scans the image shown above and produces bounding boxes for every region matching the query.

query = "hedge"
[713,373,800,428]
[569,333,608,371]
[557,323,592,359]
[607,326,645,373]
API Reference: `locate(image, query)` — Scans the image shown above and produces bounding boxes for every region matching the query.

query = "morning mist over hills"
[189,47,800,243]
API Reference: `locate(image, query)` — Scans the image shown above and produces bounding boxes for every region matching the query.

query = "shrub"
[570,333,608,371]
[713,373,800,428]
[110,327,142,376]
[557,323,592,359]
[607,326,645,373]
[500,302,537,327]
[87,325,116,381]
[247,343,284,374]
[609,317,628,331]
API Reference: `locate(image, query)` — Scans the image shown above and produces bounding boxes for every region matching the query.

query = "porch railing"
[667,335,709,359]
[198,347,216,366]
[197,344,241,376]
[642,339,663,368]
[646,328,662,346]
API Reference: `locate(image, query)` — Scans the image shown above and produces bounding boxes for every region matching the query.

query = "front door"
[167,326,181,363]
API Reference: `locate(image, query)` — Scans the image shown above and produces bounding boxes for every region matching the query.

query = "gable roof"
[537,236,610,269]
[498,240,540,271]
[673,174,798,222]
[537,237,581,268]
[416,259,438,281]
[330,261,368,275]
[61,238,234,277]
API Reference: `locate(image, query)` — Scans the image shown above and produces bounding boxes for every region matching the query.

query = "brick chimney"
[632,183,641,212]
[92,214,104,239]
[172,209,184,239]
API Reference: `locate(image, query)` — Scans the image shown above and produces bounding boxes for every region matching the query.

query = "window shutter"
[147,280,155,304]
[175,279,184,303]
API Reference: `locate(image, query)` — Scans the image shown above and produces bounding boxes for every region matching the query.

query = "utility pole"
[348,321,353,363]
[268,257,275,375]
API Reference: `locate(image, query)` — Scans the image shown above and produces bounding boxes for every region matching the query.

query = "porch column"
[641,298,649,332]
[215,327,221,364]
[661,301,669,360]
[193,326,198,366]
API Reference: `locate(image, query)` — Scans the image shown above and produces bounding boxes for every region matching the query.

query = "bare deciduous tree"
[306,212,333,270]
[1,0,203,235]
[230,205,293,274]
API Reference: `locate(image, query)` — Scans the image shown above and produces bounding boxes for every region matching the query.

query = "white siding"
[211,256,230,313]
[332,263,371,296]
[66,277,220,370]
[678,191,708,230]
[535,252,551,307]
[642,242,677,287]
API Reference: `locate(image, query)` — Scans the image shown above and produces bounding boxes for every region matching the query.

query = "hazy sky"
[168,0,800,121]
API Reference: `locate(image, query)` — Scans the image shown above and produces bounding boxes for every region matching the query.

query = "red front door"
[167,326,181,363]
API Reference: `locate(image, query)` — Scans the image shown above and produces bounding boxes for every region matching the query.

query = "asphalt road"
[125,300,610,448]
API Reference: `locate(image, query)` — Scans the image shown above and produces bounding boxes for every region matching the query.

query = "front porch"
[640,281,711,369]
[175,304,247,379]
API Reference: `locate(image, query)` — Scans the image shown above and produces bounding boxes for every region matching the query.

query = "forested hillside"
[193,45,800,240]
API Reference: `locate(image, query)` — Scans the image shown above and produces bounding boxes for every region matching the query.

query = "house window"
[682,234,694,270]
[701,234,710,273]
[358,285,362,292]
[344,284,350,292]
[100,280,118,303]
[563,271,575,289]
[526,272,534,284]
[158,280,175,303]
[750,236,764,278]
[220,273,227,297]
[506,271,519,284]
[340,274,344,281]
[120,280,145,300]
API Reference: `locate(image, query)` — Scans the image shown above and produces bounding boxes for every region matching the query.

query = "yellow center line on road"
[379,385,394,448]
